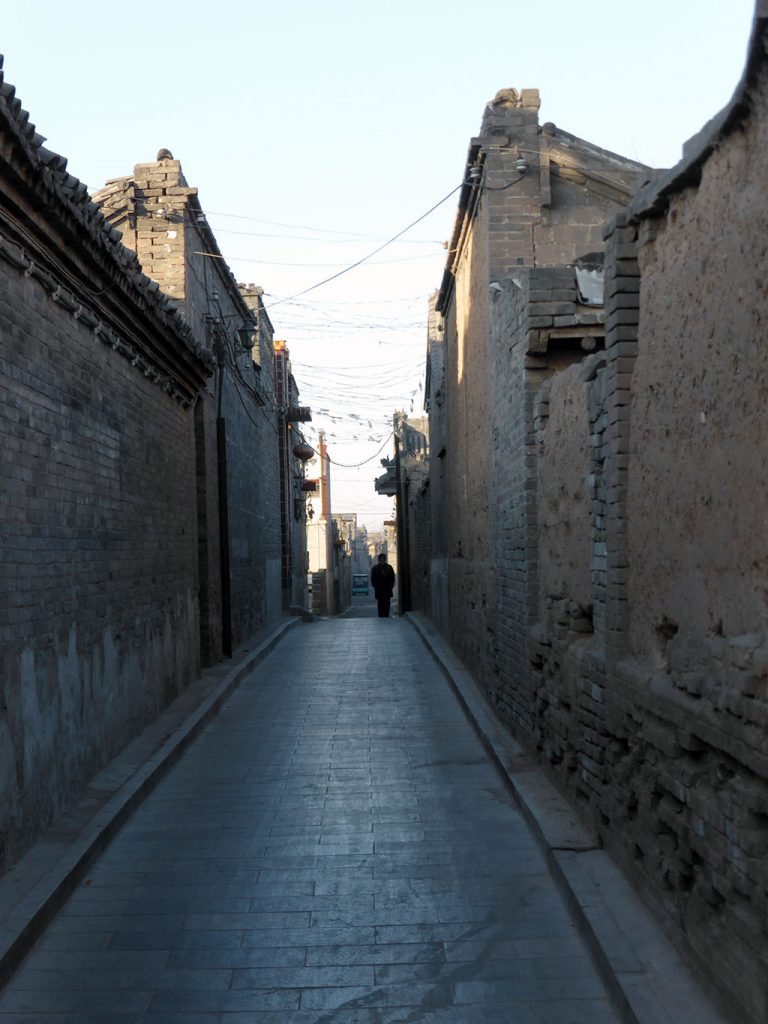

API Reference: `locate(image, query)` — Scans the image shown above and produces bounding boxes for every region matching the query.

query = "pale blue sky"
[3,1,756,525]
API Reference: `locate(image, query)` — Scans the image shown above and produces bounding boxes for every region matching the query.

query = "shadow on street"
[342,594,399,619]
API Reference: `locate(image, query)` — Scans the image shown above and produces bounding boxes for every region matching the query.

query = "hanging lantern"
[237,325,255,350]
[292,441,314,461]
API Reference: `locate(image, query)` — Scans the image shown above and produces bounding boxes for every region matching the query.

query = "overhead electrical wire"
[275,303,428,323]
[299,395,421,411]
[269,319,426,334]
[205,171,528,314]
[207,225,441,246]
[299,384,422,402]
[300,370,423,386]
[189,174,479,469]
[309,433,394,469]
[194,250,443,268]
[276,303,427,322]
[0,205,120,300]
[265,291,432,307]
[221,331,282,439]
[215,324,409,460]
[300,392,419,405]
[204,209,441,244]
[264,181,464,309]
[294,357,423,374]
[298,375,423,388]
[303,372,421,387]
[295,359,423,377]
[271,312,426,326]
[206,170,530,312]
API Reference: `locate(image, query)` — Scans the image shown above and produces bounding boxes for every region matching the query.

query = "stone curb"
[406,611,727,1024]
[0,616,300,990]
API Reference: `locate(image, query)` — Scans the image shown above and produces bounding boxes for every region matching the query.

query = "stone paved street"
[0,616,620,1023]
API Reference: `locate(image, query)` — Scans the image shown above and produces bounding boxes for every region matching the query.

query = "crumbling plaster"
[535,368,592,636]
[628,90,768,660]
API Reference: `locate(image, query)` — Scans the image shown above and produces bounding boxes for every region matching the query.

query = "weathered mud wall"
[534,368,592,637]
[616,64,768,1022]
[500,57,768,1024]
[628,145,768,658]
[426,18,768,1021]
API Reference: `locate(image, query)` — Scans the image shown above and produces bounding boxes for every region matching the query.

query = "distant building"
[306,431,350,615]
[375,412,429,612]
[333,513,372,576]
[267,335,311,610]
[365,530,389,563]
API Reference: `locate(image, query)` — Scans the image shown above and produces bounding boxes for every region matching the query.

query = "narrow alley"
[0,617,619,1023]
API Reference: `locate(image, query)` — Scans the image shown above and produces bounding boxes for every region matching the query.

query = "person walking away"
[371,553,395,618]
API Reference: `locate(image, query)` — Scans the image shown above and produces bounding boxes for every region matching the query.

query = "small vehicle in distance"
[352,573,369,595]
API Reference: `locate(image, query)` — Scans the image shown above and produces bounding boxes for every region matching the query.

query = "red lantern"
[292,441,314,461]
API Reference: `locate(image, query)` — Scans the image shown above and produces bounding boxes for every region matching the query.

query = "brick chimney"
[476,88,542,273]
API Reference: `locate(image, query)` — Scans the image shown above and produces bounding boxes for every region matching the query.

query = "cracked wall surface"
[428,43,768,1021]
[495,64,768,1024]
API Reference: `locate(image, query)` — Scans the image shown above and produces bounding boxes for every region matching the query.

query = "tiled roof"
[93,162,258,335]
[0,56,214,376]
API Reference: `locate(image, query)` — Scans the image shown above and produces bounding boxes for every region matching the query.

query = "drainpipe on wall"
[394,434,411,614]
[216,349,233,657]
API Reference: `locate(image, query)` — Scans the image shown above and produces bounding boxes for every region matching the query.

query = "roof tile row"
[0,55,214,374]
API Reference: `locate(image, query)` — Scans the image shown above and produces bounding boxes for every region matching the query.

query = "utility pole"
[215,330,232,657]
[394,430,411,614]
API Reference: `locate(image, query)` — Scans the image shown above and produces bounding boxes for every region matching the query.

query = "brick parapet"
[481,102,541,277]
[488,275,534,731]
[0,62,212,390]
[596,214,640,654]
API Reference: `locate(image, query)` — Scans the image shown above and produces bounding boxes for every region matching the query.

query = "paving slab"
[0,615,622,1022]
[0,616,300,994]
[0,611,729,1023]
[408,611,729,1024]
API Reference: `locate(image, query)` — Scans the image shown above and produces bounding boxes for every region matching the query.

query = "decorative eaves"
[0,56,215,391]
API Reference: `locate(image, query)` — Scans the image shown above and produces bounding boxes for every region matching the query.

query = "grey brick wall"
[439,200,498,687]
[269,339,310,612]
[488,271,538,735]
[0,173,205,869]
[431,89,646,725]
[426,297,449,631]
[96,161,283,658]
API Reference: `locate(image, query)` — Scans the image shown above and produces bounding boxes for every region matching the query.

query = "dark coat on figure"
[371,562,395,598]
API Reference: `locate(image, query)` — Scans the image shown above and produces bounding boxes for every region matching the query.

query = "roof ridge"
[0,54,213,374]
